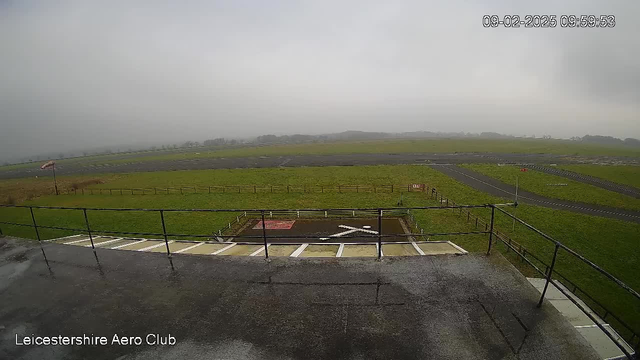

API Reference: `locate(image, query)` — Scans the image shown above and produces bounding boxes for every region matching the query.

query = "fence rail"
[57,184,432,195]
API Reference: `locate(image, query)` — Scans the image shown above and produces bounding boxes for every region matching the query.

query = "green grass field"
[1,164,639,339]
[3,138,639,171]
[460,164,640,211]
[558,164,640,189]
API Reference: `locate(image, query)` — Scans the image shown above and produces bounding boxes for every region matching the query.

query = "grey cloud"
[0,0,638,162]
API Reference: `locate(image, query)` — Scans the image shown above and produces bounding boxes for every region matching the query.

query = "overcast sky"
[1,0,639,161]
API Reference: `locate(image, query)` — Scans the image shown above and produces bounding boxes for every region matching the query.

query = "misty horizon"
[1,1,639,162]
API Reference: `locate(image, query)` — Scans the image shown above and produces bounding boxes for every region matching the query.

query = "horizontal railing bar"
[493,206,640,302]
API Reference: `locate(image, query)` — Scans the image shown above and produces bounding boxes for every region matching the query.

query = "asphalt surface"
[2,152,638,180]
[431,165,640,224]
[528,165,640,199]
[0,236,599,360]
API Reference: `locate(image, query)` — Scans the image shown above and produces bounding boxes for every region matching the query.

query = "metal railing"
[0,202,637,358]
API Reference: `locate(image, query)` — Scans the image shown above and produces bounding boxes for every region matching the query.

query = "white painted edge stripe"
[211,243,236,255]
[111,239,147,249]
[138,241,172,252]
[574,324,605,329]
[89,238,123,247]
[290,244,309,257]
[412,242,426,256]
[46,234,82,242]
[447,241,469,254]
[64,237,94,245]
[250,244,270,256]
[336,243,345,257]
[175,242,204,254]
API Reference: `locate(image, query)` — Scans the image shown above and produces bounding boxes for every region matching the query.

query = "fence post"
[391,184,394,193]
[209,186,211,194]
[261,210,269,259]
[338,185,341,193]
[538,243,560,307]
[154,187,157,195]
[377,208,383,260]
[160,210,174,270]
[487,206,495,255]
[254,186,256,193]
[29,207,51,269]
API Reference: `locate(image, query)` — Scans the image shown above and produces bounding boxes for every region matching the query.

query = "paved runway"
[430,165,640,223]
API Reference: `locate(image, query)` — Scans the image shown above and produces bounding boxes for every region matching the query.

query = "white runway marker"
[412,242,425,256]
[250,244,270,256]
[64,237,94,245]
[211,243,236,255]
[112,239,146,249]
[336,244,345,257]
[138,241,172,252]
[290,244,309,257]
[175,242,204,253]
[89,238,123,247]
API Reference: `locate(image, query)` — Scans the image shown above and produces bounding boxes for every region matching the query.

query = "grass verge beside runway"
[460,164,640,211]
[557,164,640,189]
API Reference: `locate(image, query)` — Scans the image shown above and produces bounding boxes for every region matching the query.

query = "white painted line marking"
[112,239,146,249]
[338,225,379,234]
[319,237,330,241]
[211,243,236,255]
[574,324,605,329]
[337,243,345,257]
[331,229,360,237]
[64,237,93,245]
[175,242,204,254]
[46,234,82,242]
[290,244,309,257]
[138,241,172,252]
[447,241,469,254]
[89,238,123,247]
[412,242,425,256]
[363,225,371,229]
[250,244,270,257]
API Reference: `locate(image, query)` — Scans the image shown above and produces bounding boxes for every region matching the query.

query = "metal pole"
[52,165,59,195]
[160,210,174,270]
[538,243,560,307]
[29,207,51,268]
[377,209,382,260]
[487,206,495,255]
[83,208,97,251]
[513,175,518,231]
[261,210,269,259]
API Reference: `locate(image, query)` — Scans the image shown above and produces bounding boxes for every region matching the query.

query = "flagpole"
[52,164,59,195]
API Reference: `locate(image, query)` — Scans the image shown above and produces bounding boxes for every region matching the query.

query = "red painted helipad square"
[253,220,296,230]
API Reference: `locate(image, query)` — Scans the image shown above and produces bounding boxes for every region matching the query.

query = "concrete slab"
[382,244,419,256]
[549,299,595,326]
[218,244,263,256]
[119,240,160,250]
[418,242,462,255]
[265,244,299,257]
[577,325,635,359]
[341,244,377,257]
[64,237,104,247]
[300,244,339,257]
[103,239,140,249]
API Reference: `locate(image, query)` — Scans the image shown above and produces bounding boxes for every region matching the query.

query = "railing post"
[261,210,269,259]
[377,208,382,260]
[83,208,96,251]
[487,206,495,255]
[29,207,51,269]
[538,243,560,308]
[160,210,174,270]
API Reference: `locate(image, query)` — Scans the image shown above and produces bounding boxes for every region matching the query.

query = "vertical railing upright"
[377,208,382,260]
[159,210,174,270]
[82,209,98,263]
[29,207,51,269]
[487,206,495,255]
[538,243,560,308]
[261,210,269,259]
